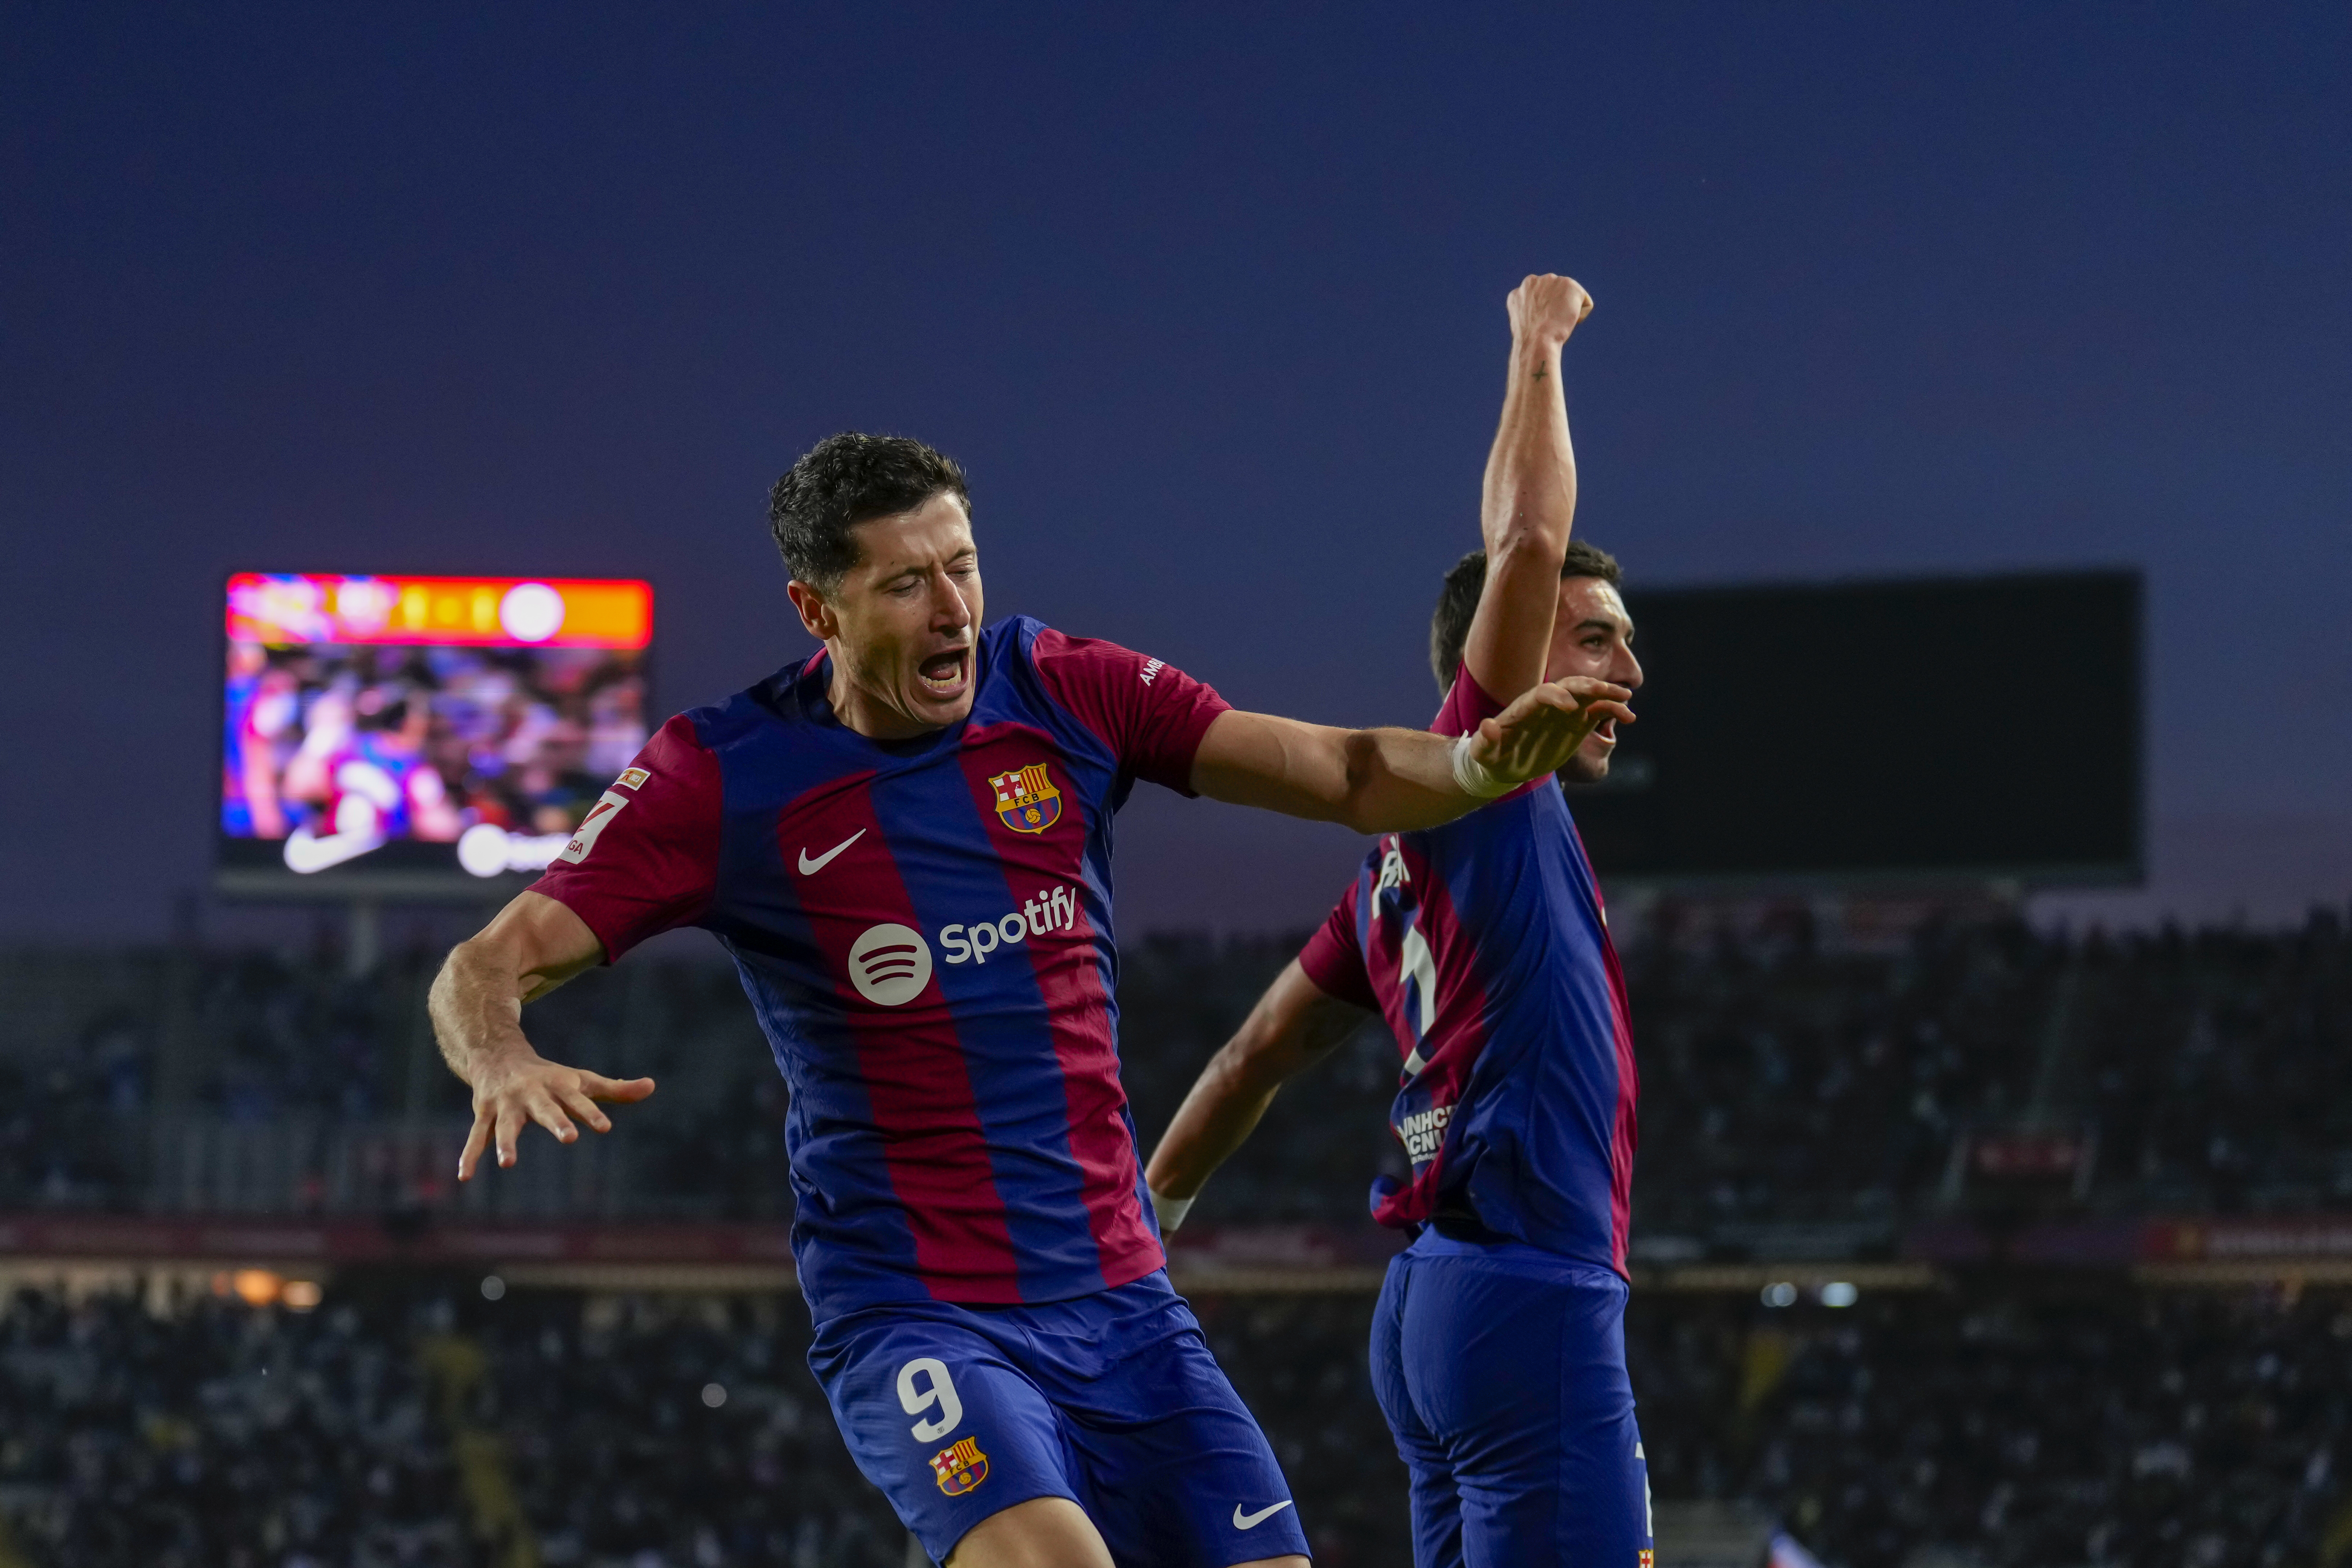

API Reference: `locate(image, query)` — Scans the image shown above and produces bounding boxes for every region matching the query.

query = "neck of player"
[825,646,960,742]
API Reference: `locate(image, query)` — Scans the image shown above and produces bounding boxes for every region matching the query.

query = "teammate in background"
[428,432,1630,1568]
[1146,276,1653,1567]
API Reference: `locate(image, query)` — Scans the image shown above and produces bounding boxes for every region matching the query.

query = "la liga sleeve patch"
[531,714,724,960]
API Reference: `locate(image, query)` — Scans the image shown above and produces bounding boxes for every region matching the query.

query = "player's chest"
[741,726,1101,921]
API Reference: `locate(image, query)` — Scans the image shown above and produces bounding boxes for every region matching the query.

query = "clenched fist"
[1507,273,1594,348]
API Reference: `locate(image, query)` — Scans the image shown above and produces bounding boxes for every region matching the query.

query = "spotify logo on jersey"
[848,924,933,1007]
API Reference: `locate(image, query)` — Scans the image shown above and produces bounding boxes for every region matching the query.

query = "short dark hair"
[768,433,972,591]
[1428,539,1622,695]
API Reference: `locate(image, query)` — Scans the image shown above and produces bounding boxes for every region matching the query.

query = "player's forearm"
[1332,727,1495,833]
[1148,962,1359,1204]
[1480,332,1576,568]
[1195,689,1614,834]
[428,937,542,1087]
[1147,1043,1287,1203]
[1193,714,1473,833]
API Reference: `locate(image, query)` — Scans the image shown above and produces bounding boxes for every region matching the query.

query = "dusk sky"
[5,4,2347,942]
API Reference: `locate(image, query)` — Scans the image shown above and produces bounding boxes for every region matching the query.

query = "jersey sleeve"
[1430,664,1549,804]
[1296,880,1380,1011]
[530,714,723,962]
[1430,663,1508,739]
[1029,627,1233,796]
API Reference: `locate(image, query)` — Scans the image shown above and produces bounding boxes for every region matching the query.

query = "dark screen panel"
[1570,571,2141,885]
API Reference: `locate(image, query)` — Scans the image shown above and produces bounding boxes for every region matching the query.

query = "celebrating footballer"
[429,413,1630,1567]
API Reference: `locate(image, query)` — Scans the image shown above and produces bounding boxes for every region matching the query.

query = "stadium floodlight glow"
[217,572,654,899]
[230,1269,284,1306]
[480,1275,507,1302]
[1820,1281,1859,1308]
[701,1383,728,1409]
[1761,1281,1799,1308]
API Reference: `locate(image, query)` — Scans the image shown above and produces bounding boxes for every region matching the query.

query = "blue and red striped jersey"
[532,616,1230,1322]
[1298,668,1640,1275]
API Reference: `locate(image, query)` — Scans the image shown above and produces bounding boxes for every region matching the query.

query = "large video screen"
[1569,570,2140,887]
[218,573,653,895]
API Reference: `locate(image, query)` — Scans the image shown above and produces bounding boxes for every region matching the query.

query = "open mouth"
[1592,718,1618,744]
[918,649,971,698]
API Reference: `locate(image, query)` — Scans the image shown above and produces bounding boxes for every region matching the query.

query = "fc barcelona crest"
[930,1436,990,1495]
[989,763,1063,834]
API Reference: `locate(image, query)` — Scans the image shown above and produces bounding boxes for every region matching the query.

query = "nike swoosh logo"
[797,829,866,875]
[281,826,386,875]
[1233,1502,1294,1530]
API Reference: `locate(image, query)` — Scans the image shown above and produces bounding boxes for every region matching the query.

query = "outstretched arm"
[429,890,657,1180]
[1188,674,1633,833]
[1145,960,1371,1227]
[1462,273,1595,703]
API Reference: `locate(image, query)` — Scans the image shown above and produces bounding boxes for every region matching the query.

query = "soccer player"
[427,432,1629,1568]
[1145,275,1652,1567]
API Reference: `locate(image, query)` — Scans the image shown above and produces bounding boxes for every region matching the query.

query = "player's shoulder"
[683,653,832,748]
[985,615,1134,696]
[990,613,1130,671]
[981,615,1044,666]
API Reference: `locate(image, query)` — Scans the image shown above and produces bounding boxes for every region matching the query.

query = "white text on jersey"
[1397,1102,1453,1165]
[940,886,1079,965]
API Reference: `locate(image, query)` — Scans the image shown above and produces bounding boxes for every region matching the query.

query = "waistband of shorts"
[1405,1227,1628,1286]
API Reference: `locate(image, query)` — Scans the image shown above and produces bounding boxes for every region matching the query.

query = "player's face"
[789,492,985,740]
[1544,576,1641,783]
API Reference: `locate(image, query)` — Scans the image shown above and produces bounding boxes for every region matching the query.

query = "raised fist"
[1507,274,1594,348]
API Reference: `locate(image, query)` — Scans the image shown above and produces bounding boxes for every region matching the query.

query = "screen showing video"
[219,573,653,890]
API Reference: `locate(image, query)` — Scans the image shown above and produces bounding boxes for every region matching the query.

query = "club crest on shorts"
[989,763,1062,834]
[930,1436,989,1495]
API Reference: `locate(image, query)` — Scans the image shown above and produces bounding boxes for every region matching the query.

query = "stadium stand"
[7,905,2348,1232]
[4,905,2351,1564]
[6,1277,2352,1567]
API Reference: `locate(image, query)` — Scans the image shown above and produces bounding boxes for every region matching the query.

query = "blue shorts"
[808,1270,1310,1567]
[1370,1233,1652,1568]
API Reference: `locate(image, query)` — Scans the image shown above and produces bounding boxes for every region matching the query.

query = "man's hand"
[457,1050,656,1181]
[1507,273,1594,350]
[1462,675,1634,791]
[429,890,657,1181]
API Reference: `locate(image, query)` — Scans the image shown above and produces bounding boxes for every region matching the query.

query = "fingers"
[1511,274,1594,337]
[458,1112,491,1182]
[1556,677,1633,702]
[495,1101,525,1169]
[524,1087,580,1146]
[580,1073,658,1103]
[555,1083,613,1136]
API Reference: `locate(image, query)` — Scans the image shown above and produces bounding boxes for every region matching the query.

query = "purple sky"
[5,4,2347,942]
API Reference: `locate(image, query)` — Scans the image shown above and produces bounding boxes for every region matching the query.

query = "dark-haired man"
[1147,276,1654,1567]
[428,429,1629,1568]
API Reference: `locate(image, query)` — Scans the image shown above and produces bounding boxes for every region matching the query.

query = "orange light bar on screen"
[226,574,653,649]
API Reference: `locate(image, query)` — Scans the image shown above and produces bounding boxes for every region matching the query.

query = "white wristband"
[1450,733,1511,800]
[1150,1188,1195,1233]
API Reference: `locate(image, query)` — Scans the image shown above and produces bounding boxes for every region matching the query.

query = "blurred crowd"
[2,906,2348,1232]
[0,1282,1400,1568]
[0,1285,464,1566]
[223,641,647,847]
[5,1278,2349,1568]
[1632,1285,2352,1568]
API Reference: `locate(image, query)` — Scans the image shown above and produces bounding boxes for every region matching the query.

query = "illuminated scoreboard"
[217,573,654,897]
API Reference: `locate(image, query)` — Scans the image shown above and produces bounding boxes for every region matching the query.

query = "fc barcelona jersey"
[1299,667,1640,1275]
[532,616,1230,1322]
